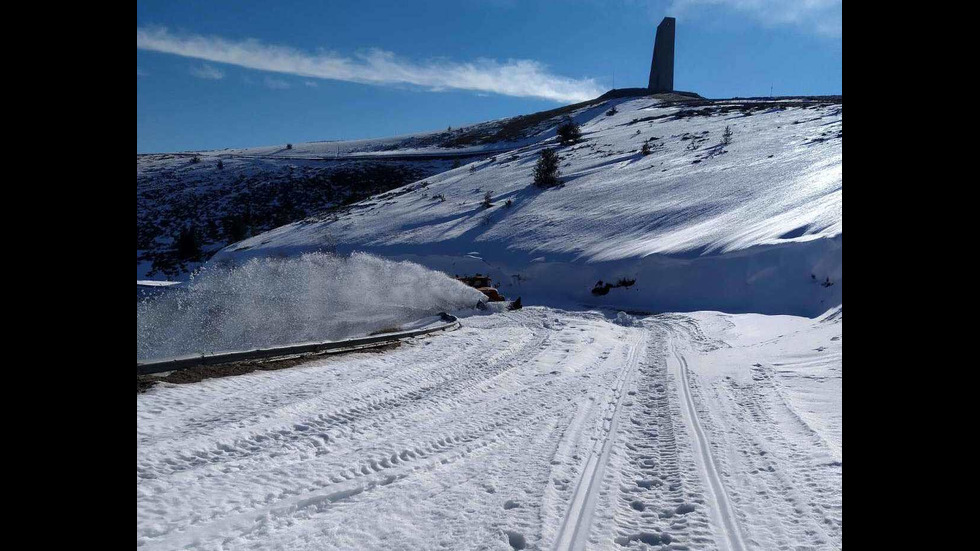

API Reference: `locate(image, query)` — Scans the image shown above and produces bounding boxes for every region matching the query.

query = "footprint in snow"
[505,531,526,550]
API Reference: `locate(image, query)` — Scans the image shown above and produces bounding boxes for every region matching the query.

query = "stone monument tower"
[648,17,675,92]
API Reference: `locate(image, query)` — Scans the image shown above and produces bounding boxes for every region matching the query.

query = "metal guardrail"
[137,313,460,375]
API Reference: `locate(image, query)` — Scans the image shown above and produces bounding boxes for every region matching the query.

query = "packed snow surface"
[137,306,842,549]
[215,97,842,315]
[136,252,483,361]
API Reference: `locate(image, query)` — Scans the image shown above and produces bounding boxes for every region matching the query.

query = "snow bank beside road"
[345,235,840,317]
[136,252,483,361]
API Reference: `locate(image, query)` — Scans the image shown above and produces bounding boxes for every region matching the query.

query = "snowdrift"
[214,96,842,316]
[359,236,840,317]
[136,252,484,361]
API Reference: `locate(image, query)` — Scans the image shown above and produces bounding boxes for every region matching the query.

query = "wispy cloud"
[137,67,147,77]
[190,63,225,80]
[670,0,842,37]
[136,27,602,102]
[264,76,291,89]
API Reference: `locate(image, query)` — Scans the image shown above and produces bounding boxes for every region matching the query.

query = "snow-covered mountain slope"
[137,154,454,278]
[136,306,842,550]
[216,96,842,316]
[137,96,615,279]
[207,94,617,159]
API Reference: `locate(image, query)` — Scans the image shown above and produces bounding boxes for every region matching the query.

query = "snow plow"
[455,273,505,302]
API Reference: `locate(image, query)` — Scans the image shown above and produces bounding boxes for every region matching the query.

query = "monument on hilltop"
[648,17,675,93]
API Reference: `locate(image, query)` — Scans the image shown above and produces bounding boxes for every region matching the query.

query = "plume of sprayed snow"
[137,252,484,361]
[613,311,639,327]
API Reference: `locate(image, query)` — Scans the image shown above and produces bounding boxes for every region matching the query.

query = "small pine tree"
[482,191,493,208]
[175,225,201,261]
[533,148,561,188]
[217,159,224,170]
[190,155,201,164]
[722,125,733,145]
[286,143,293,150]
[223,214,250,242]
[641,141,652,156]
[556,118,582,145]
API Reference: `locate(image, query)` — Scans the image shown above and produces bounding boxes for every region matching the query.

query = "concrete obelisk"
[648,17,675,92]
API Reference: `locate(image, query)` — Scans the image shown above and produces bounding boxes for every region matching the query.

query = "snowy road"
[667,329,746,551]
[137,307,842,550]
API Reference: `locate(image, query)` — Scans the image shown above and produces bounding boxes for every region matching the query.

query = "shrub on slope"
[534,148,561,188]
[556,118,582,145]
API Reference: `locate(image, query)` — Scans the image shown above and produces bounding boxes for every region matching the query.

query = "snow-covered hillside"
[216,96,842,316]
[137,306,842,550]
[137,95,612,279]
[137,154,453,278]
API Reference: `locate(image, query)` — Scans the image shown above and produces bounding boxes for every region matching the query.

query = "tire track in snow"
[138,324,548,480]
[668,326,747,551]
[551,329,647,551]
[138,309,630,549]
[140,329,558,533]
[237,313,628,550]
[139,310,773,550]
[596,325,716,549]
[713,361,842,548]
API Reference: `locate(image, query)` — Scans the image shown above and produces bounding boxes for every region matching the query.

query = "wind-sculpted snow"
[136,252,483,361]
[216,97,842,315]
[222,98,841,259]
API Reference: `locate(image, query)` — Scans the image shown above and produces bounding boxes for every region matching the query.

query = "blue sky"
[137,0,842,153]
